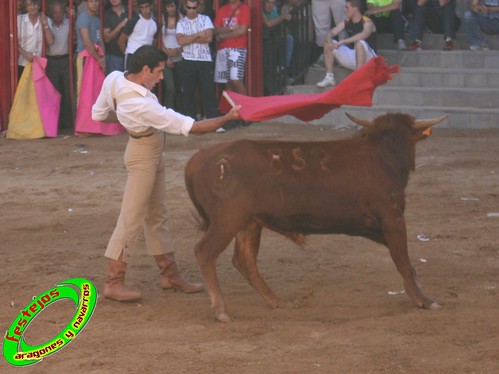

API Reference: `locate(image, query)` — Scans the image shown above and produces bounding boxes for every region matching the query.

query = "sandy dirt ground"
[0,121,498,373]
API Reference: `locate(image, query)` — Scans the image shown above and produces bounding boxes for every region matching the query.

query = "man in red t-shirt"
[214,0,251,94]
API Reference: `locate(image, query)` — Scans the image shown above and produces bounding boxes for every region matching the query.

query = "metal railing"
[263,0,314,95]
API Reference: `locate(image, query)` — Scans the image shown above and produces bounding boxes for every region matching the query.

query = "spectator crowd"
[13,0,498,135]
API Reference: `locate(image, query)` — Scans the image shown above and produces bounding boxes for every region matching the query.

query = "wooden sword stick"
[222,91,236,108]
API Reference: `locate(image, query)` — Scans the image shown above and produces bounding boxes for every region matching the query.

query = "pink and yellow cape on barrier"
[75,46,124,136]
[7,57,61,139]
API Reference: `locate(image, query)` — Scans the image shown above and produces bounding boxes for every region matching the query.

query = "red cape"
[220,56,399,122]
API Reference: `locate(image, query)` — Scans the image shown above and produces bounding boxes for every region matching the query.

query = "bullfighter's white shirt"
[92,71,194,136]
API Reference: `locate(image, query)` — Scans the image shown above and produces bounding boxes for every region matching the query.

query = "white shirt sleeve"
[205,16,214,30]
[176,20,184,35]
[118,96,194,137]
[91,72,118,122]
[92,71,194,136]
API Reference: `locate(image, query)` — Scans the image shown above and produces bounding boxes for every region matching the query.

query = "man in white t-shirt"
[118,0,160,70]
[176,0,220,120]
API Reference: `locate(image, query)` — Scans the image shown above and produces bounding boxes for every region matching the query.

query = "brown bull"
[185,112,446,322]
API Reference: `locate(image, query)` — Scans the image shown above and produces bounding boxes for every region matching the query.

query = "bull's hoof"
[216,312,231,323]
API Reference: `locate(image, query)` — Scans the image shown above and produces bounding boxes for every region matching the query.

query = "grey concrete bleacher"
[271,33,499,129]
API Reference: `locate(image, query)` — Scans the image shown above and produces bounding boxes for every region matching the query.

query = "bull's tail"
[184,156,209,232]
[190,207,208,231]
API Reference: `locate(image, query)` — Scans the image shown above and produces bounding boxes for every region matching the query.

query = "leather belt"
[127,128,158,139]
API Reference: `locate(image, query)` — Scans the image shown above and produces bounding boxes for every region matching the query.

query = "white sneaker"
[316,74,336,88]
[215,127,226,133]
[397,39,407,50]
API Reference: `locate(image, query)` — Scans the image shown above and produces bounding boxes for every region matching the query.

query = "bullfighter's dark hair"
[138,0,153,6]
[128,45,168,74]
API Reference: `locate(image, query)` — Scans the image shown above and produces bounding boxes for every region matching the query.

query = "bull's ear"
[345,113,373,127]
[413,115,447,130]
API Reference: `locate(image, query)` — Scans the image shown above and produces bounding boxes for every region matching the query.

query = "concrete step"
[294,37,499,129]
[308,49,499,73]
[373,87,499,108]
[378,49,499,69]
[304,65,499,89]
[287,85,499,109]
[376,33,499,51]
[386,67,499,89]
[266,105,499,130]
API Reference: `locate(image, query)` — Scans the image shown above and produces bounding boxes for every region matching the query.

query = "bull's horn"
[345,113,373,127]
[414,115,448,130]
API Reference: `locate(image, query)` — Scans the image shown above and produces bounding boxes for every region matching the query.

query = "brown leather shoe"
[154,253,203,293]
[103,254,142,302]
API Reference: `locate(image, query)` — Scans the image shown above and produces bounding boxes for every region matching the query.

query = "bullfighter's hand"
[227,105,242,121]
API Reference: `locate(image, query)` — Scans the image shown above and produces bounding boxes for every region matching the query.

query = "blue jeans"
[105,54,124,75]
[410,0,456,41]
[464,11,499,47]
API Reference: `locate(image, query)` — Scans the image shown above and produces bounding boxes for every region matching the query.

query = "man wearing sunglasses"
[176,0,220,121]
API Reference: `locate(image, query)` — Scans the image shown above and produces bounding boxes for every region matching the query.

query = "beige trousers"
[312,0,346,47]
[105,132,174,263]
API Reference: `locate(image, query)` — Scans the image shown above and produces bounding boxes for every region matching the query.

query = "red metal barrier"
[247,0,263,97]
[157,0,164,101]
[0,0,18,130]
[69,0,75,124]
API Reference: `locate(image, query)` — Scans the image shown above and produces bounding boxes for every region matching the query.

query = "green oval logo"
[3,278,97,367]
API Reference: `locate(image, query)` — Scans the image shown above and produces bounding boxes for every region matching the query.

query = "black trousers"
[46,55,73,129]
[179,59,220,119]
